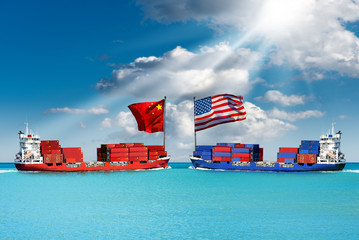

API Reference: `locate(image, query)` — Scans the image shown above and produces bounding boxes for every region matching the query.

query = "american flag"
[194,94,246,132]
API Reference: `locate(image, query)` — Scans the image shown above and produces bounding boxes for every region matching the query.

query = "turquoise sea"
[1,162,359,239]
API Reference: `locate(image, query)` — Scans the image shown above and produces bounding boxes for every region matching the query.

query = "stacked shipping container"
[40,140,63,164]
[297,140,320,164]
[193,143,263,162]
[277,140,320,164]
[41,140,83,164]
[277,147,298,163]
[97,143,167,162]
[62,147,83,163]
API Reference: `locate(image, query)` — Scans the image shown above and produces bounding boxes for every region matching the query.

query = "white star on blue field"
[1,0,358,162]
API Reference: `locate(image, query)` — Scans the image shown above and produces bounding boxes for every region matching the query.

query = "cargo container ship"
[190,124,345,172]
[14,124,169,172]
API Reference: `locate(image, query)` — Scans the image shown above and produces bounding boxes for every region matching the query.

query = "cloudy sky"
[1,0,358,162]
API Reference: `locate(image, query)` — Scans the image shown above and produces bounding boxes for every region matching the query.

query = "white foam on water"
[343,170,359,173]
[0,170,17,174]
[134,166,170,171]
[189,167,212,171]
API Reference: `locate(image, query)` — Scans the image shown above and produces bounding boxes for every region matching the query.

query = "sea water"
[1,162,358,239]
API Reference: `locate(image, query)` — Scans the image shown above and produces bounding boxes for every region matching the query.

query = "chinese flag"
[128,99,165,133]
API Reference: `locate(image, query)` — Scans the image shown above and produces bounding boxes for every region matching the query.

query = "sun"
[255,0,310,40]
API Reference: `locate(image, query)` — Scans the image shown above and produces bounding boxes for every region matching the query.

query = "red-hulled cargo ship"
[14,124,169,172]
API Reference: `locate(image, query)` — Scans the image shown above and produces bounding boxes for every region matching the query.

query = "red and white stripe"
[195,94,246,131]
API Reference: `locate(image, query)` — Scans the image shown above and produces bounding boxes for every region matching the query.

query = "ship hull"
[190,158,345,172]
[15,158,169,172]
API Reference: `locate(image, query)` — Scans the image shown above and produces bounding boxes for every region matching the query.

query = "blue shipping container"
[245,144,260,149]
[202,155,212,160]
[301,140,320,145]
[285,158,295,163]
[193,151,212,156]
[277,152,297,158]
[213,152,231,157]
[232,148,251,153]
[196,145,214,150]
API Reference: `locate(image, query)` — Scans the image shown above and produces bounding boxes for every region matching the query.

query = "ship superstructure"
[15,123,43,164]
[317,123,345,164]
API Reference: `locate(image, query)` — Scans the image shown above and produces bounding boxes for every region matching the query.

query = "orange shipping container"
[43,154,63,163]
[297,154,317,164]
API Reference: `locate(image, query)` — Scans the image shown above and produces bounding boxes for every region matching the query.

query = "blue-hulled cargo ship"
[190,124,346,172]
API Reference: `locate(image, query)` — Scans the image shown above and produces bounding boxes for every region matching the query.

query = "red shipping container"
[125,143,135,147]
[49,149,61,154]
[157,151,167,156]
[109,157,129,162]
[148,151,159,156]
[97,148,101,153]
[148,155,159,160]
[129,156,148,161]
[133,143,144,147]
[41,146,61,150]
[231,153,251,158]
[109,148,129,153]
[115,144,126,148]
[129,147,148,152]
[41,149,52,155]
[109,152,129,158]
[297,154,317,164]
[41,140,59,146]
[43,154,63,163]
[259,148,263,154]
[213,146,232,152]
[129,151,148,157]
[279,147,298,153]
[146,145,165,151]
[277,157,285,162]
[234,144,245,148]
[213,156,231,161]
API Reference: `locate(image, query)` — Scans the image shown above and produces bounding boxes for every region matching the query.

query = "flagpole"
[163,96,166,148]
[194,97,197,148]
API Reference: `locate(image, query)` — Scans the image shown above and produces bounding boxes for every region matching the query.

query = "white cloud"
[267,108,325,122]
[256,90,308,106]
[100,112,138,136]
[45,105,109,115]
[136,0,359,77]
[96,42,260,100]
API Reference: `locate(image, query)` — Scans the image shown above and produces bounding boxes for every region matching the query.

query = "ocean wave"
[0,170,17,174]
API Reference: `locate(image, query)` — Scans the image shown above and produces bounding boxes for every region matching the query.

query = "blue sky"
[1,0,358,162]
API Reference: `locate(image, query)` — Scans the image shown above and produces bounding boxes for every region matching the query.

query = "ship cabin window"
[227,161,230,164]
[213,161,220,164]
[140,161,147,164]
[130,161,133,164]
